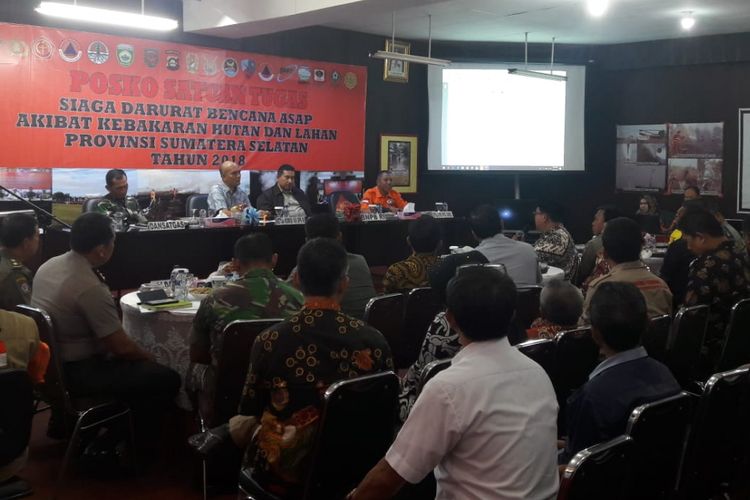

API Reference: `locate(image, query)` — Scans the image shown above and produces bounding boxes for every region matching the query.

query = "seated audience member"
[659,237,694,309]
[96,169,148,224]
[470,204,541,286]
[255,164,312,218]
[561,282,680,463]
[678,208,750,363]
[684,185,701,202]
[230,238,393,498]
[398,250,489,422]
[581,217,672,323]
[0,309,49,487]
[0,213,39,309]
[362,171,407,213]
[636,195,659,216]
[349,267,559,499]
[289,213,376,319]
[705,200,747,255]
[575,205,620,287]
[187,233,303,419]
[382,215,441,293]
[533,202,577,279]
[207,161,252,216]
[528,279,583,340]
[31,213,180,440]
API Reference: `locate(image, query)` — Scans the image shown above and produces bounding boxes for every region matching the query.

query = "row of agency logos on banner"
[615,122,724,196]
[4,36,357,88]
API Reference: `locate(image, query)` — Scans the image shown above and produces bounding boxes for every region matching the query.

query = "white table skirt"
[120,291,200,411]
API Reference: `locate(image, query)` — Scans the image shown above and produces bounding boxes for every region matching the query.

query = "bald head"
[220,161,242,190]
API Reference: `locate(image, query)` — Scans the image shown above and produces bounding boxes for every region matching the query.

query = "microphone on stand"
[0,184,72,229]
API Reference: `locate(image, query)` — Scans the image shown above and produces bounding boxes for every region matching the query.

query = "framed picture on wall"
[383,39,410,83]
[380,134,417,193]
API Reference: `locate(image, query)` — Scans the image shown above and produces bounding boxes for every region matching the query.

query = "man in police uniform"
[0,213,38,310]
[96,169,148,224]
[581,217,672,323]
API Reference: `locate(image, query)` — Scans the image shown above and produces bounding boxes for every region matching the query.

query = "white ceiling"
[184,0,750,45]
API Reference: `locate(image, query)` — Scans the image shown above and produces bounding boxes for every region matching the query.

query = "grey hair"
[539,279,584,326]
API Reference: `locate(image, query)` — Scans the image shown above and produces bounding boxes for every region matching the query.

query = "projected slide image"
[615,124,667,191]
[0,168,52,199]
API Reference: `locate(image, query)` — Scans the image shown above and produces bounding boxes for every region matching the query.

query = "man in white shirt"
[207,161,252,215]
[348,266,559,500]
[471,204,541,286]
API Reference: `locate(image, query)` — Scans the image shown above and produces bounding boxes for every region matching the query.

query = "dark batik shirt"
[382,253,439,294]
[238,305,393,497]
[684,240,750,349]
[534,225,577,279]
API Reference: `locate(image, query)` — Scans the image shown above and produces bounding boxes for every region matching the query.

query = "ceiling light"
[35,1,179,31]
[681,12,696,30]
[370,13,451,68]
[586,0,609,17]
[508,69,567,82]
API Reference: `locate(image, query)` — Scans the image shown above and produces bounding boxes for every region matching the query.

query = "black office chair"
[197,318,282,500]
[81,197,103,213]
[715,298,750,372]
[517,338,556,381]
[238,371,399,500]
[417,358,452,395]
[511,285,543,345]
[14,305,135,499]
[554,327,600,432]
[401,288,441,369]
[185,193,209,217]
[665,304,709,386]
[625,391,696,499]
[0,369,34,499]
[363,294,405,366]
[678,365,750,500]
[557,435,633,500]
[642,314,671,364]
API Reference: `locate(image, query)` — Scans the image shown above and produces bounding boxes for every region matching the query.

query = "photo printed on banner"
[615,124,667,192]
[667,123,723,195]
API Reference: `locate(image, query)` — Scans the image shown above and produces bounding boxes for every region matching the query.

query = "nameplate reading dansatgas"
[147,220,189,231]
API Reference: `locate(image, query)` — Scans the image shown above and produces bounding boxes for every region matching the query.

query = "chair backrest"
[81,197,102,213]
[13,305,73,415]
[417,358,452,396]
[213,319,282,424]
[716,298,750,372]
[0,369,34,466]
[625,391,696,499]
[185,193,209,216]
[679,364,750,499]
[554,327,600,398]
[557,435,633,500]
[511,285,543,345]
[329,191,359,212]
[642,314,671,364]
[400,287,441,369]
[363,293,405,363]
[303,371,399,499]
[666,304,709,384]
[517,338,556,381]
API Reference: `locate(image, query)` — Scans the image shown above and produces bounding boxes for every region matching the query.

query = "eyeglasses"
[532,211,544,216]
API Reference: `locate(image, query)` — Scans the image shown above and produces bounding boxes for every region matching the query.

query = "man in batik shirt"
[533,202,577,279]
[232,238,393,498]
[187,233,303,421]
[679,208,750,363]
[383,215,441,293]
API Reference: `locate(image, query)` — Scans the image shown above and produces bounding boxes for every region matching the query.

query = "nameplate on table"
[274,216,307,225]
[423,211,454,219]
[147,220,188,231]
[361,213,387,222]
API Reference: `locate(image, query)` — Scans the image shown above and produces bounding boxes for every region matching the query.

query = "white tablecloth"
[542,266,565,284]
[120,291,200,410]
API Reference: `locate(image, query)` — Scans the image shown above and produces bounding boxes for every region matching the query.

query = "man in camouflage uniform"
[0,213,39,310]
[96,169,148,225]
[187,233,303,422]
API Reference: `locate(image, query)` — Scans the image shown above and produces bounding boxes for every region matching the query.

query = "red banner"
[0,23,367,171]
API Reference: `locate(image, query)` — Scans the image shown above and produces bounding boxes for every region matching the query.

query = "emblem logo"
[313,68,325,82]
[297,66,311,83]
[58,39,82,62]
[186,53,198,73]
[87,41,109,64]
[32,38,53,60]
[331,70,341,84]
[144,48,159,68]
[241,59,256,77]
[258,64,274,82]
[116,43,134,67]
[203,55,217,76]
[277,64,296,82]
[223,58,238,77]
[344,72,357,90]
[9,40,28,57]
[165,49,179,70]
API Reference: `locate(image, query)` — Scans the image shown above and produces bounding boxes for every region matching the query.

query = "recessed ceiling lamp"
[35,1,179,31]
[681,12,696,30]
[370,13,451,67]
[586,0,610,17]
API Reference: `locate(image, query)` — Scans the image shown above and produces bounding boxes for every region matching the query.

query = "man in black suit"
[255,164,311,218]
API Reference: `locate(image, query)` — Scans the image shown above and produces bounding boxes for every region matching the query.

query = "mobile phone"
[143,298,179,306]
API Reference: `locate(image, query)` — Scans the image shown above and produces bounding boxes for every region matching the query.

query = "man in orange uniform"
[362,171,407,213]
